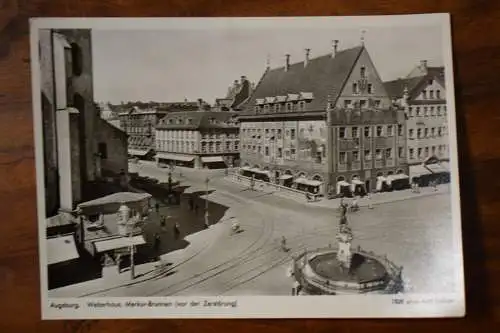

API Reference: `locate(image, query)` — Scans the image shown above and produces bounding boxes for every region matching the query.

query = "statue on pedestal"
[336,211,354,272]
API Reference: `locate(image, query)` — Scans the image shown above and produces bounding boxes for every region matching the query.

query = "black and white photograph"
[31,15,464,319]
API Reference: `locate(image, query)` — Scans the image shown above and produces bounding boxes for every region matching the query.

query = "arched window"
[396,169,404,174]
[312,175,323,181]
[70,43,83,76]
[337,176,345,182]
[351,175,359,181]
[376,172,383,177]
[387,171,394,176]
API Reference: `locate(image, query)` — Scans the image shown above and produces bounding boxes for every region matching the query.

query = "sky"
[92,24,444,105]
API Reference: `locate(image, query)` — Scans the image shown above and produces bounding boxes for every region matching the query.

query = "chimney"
[332,40,339,57]
[304,48,311,67]
[420,60,428,70]
[285,54,290,71]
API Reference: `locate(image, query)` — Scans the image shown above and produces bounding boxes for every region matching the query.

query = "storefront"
[201,156,226,169]
[156,152,195,168]
[293,177,323,194]
[337,180,352,197]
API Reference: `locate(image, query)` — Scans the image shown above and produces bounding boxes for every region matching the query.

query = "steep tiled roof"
[156,111,239,130]
[384,66,445,99]
[244,46,364,113]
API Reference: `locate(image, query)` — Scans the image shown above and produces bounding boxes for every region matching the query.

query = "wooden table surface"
[1,0,499,331]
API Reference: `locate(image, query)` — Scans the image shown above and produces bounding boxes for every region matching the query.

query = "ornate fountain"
[292,210,404,295]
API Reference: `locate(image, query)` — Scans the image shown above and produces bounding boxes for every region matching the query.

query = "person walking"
[155,202,160,213]
[281,236,288,252]
[174,222,181,240]
[160,215,166,227]
[367,192,374,209]
[153,233,161,254]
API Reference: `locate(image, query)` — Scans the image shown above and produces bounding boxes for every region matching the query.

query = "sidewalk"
[48,212,230,298]
[223,174,450,209]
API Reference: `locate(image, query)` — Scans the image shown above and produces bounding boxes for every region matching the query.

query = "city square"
[49,161,455,297]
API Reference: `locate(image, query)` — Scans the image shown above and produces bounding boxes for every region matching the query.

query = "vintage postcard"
[30,14,465,319]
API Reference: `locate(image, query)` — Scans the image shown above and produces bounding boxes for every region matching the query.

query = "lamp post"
[204,176,210,227]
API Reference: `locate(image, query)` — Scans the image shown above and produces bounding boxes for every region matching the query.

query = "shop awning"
[387,174,410,181]
[249,168,261,173]
[352,179,364,185]
[78,192,151,208]
[337,180,350,187]
[156,153,195,162]
[410,165,432,178]
[47,235,79,265]
[279,174,293,180]
[201,156,224,163]
[128,148,150,156]
[294,178,323,186]
[240,166,252,171]
[425,163,449,173]
[94,235,146,253]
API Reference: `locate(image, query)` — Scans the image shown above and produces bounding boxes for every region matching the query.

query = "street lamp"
[204,176,210,227]
[118,202,144,280]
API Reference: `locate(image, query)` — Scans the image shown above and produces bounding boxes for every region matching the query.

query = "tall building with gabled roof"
[239,40,408,195]
[384,61,448,165]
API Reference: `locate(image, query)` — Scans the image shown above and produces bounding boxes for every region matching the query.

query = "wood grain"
[1,0,499,331]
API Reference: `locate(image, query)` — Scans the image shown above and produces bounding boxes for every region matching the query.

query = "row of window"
[343,99,381,108]
[339,147,402,163]
[408,105,447,117]
[408,145,447,159]
[408,126,447,139]
[126,127,152,134]
[156,140,239,153]
[156,131,239,140]
[351,82,374,95]
[339,125,403,138]
[242,128,295,140]
[421,89,442,100]
[254,100,309,113]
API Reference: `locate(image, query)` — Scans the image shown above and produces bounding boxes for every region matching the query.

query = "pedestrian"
[281,236,288,252]
[153,233,161,254]
[433,180,438,192]
[155,202,160,213]
[367,192,373,209]
[160,215,166,227]
[174,222,180,240]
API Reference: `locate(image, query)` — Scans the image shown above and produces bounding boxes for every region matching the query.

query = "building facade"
[155,111,240,169]
[118,101,204,159]
[239,42,408,195]
[39,29,128,217]
[384,61,448,165]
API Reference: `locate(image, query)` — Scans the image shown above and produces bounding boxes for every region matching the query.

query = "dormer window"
[422,90,427,99]
[298,101,306,111]
[436,90,441,99]
[429,90,434,99]
[352,83,358,94]
[286,103,293,111]
[168,119,173,124]
[187,118,193,125]
[177,118,182,124]
[264,104,270,112]
[360,66,366,78]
